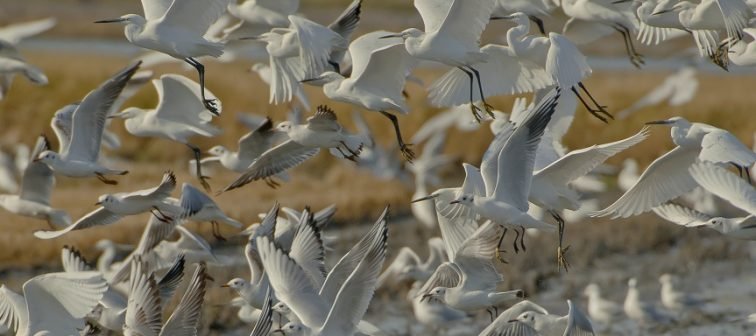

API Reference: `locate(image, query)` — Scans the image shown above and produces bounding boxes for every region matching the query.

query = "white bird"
[36,62,139,184]
[492,0,554,34]
[251,62,311,110]
[583,283,625,327]
[203,117,288,187]
[94,0,233,115]
[418,221,524,319]
[616,66,698,119]
[123,257,209,336]
[0,149,19,193]
[0,136,70,229]
[592,117,756,219]
[161,183,243,239]
[0,271,107,336]
[478,300,549,335]
[385,0,498,120]
[690,162,756,215]
[259,207,388,336]
[244,1,361,105]
[33,171,177,239]
[303,30,418,161]
[410,104,490,145]
[618,158,639,192]
[0,18,56,44]
[728,28,756,67]
[113,74,222,191]
[562,0,645,68]
[624,278,675,326]
[449,90,560,258]
[407,281,470,333]
[0,41,48,100]
[653,0,752,48]
[222,105,364,192]
[409,132,453,229]
[659,273,710,313]
[249,289,274,336]
[377,237,446,288]
[153,225,219,266]
[505,300,596,336]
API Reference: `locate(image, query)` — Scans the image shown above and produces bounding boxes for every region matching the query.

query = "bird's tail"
[489,289,525,306]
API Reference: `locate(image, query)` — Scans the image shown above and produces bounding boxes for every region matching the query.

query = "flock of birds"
[0,0,756,335]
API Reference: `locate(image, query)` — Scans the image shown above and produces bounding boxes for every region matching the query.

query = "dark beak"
[239,36,260,40]
[411,195,437,203]
[300,77,321,83]
[449,200,460,205]
[94,201,102,206]
[32,158,42,162]
[380,34,402,39]
[420,294,431,302]
[645,120,673,125]
[612,0,632,3]
[490,15,515,20]
[652,9,673,15]
[527,15,546,35]
[508,319,519,323]
[94,18,125,24]
[220,284,230,288]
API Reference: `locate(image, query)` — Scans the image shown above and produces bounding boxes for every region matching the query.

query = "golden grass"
[0,50,754,270]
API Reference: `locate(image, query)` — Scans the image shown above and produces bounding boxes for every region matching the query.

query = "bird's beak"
[652,9,673,15]
[420,294,431,302]
[411,194,438,203]
[449,200,460,205]
[239,36,260,40]
[380,34,402,39]
[94,18,126,24]
[300,76,323,83]
[32,158,42,162]
[645,120,673,125]
[508,319,519,323]
[612,0,632,3]
[94,201,102,206]
[490,15,515,20]
[220,284,230,288]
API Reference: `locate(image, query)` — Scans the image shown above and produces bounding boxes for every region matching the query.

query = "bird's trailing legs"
[96,173,119,185]
[458,67,494,123]
[512,227,521,253]
[572,83,613,123]
[464,65,496,118]
[495,228,509,263]
[528,15,547,35]
[151,206,173,222]
[613,25,645,68]
[211,221,226,241]
[187,143,211,192]
[263,177,280,189]
[486,306,499,322]
[379,111,415,162]
[518,226,527,252]
[340,140,362,161]
[550,210,570,273]
[184,57,219,115]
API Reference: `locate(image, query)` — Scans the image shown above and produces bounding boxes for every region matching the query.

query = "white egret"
[616,66,698,119]
[94,0,233,115]
[37,62,139,184]
[222,105,365,192]
[727,28,756,66]
[113,74,222,191]
[384,0,498,121]
[303,31,418,161]
[652,0,752,47]
[592,117,756,218]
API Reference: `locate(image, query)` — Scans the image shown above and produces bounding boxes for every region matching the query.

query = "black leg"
[465,65,495,118]
[187,143,211,192]
[513,228,520,254]
[578,82,613,120]
[528,15,546,35]
[96,173,118,185]
[572,87,608,124]
[551,210,570,273]
[496,229,508,263]
[613,25,644,68]
[211,221,226,241]
[379,111,415,162]
[185,57,219,115]
[519,226,527,252]
[458,66,483,122]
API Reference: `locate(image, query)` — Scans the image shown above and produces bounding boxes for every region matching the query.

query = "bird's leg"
[187,143,211,192]
[495,229,509,263]
[528,15,547,36]
[494,306,498,317]
[458,67,483,122]
[486,307,495,322]
[614,25,644,68]
[95,173,118,185]
[211,220,226,241]
[340,141,362,158]
[745,167,752,185]
[336,146,358,162]
[379,111,415,162]
[550,210,570,273]
[519,226,527,252]
[465,66,495,118]
[512,228,521,253]
[578,82,613,120]
[184,57,219,115]
[151,206,173,222]
[263,177,280,189]
[572,87,609,124]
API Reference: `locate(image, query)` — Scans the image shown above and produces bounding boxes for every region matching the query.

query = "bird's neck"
[124,23,144,43]
[506,24,530,51]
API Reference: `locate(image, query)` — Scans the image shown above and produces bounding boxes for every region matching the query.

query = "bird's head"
[35,150,59,164]
[207,146,227,156]
[95,194,115,207]
[94,14,145,26]
[250,63,267,73]
[658,273,675,285]
[221,278,247,290]
[449,194,474,206]
[112,107,142,120]
[94,239,114,251]
[706,217,734,232]
[273,322,305,336]
[421,287,446,302]
[628,277,638,288]
[272,302,291,314]
[513,311,538,325]
[276,121,293,132]
[583,283,600,296]
[492,12,529,25]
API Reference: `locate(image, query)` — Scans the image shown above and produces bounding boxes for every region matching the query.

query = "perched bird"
[113,74,222,191]
[507,300,595,336]
[94,0,232,114]
[0,136,70,229]
[659,273,709,313]
[583,283,624,327]
[36,62,140,184]
[222,105,365,192]
[34,171,177,239]
[624,278,675,327]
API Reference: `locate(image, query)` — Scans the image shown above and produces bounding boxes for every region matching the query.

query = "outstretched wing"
[0,18,56,44]
[34,207,122,240]
[652,202,712,227]
[689,162,756,214]
[290,15,345,78]
[350,31,417,105]
[61,246,94,273]
[124,171,177,202]
[223,140,319,192]
[416,262,461,297]
[153,75,221,131]
[0,285,25,333]
[565,299,595,336]
[160,0,232,35]
[699,129,756,167]
[20,135,54,205]
[159,263,209,336]
[65,62,140,162]
[125,258,163,336]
